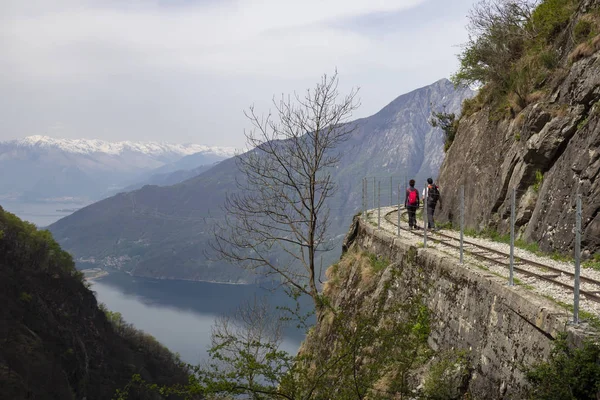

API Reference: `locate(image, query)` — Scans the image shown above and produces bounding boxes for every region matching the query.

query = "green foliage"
[583,253,600,271]
[436,221,454,230]
[0,206,191,399]
[539,49,559,69]
[460,95,483,118]
[430,110,459,151]
[533,170,544,192]
[367,252,389,273]
[452,0,533,88]
[18,291,33,303]
[574,19,594,42]
[525,333,600,399]
[453,0,577,118]
[529,0,576,43]
[578,116,590,130]
[0,206,79,280]
[423,350,471,399]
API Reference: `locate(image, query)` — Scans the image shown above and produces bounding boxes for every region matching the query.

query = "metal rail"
[382,208,600,305]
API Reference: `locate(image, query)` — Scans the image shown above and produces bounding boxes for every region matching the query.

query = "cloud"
[1,0,428,79]
[0,0,475,145]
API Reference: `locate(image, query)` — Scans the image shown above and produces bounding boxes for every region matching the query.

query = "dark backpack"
[428,184,440,204]
[407,188,418,206]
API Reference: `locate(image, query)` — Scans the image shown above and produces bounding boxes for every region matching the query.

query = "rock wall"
[340,217,592,399]
[436,0,600,255]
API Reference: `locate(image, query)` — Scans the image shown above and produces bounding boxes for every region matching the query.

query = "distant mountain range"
[0,135,236,202]
[49,79,474,283]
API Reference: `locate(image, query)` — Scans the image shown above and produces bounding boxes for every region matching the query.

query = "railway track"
[380,207,600,305]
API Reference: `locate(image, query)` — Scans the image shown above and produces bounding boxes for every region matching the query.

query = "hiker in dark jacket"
[423,177,442,230]
[404,179,420,230]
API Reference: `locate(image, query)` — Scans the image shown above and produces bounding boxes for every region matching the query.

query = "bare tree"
[213,72,359,311]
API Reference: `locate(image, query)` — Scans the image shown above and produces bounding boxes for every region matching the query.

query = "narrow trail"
[363,206,600,319]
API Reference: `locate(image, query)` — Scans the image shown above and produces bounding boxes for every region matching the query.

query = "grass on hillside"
[454,0,599,124]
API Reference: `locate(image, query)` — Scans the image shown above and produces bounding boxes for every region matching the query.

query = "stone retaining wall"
[344,217,592,398]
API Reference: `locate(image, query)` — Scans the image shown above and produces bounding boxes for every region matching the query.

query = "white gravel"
[363,207,600,319]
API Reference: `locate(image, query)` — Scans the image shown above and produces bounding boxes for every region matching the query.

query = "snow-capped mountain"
[13,135,236,158]
[0,136,236,203]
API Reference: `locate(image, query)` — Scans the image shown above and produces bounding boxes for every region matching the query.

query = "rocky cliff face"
[437,0,600,256]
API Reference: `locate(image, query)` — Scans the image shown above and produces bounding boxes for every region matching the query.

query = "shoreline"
[80,266,260,286]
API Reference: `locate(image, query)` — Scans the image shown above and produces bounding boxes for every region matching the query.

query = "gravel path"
[363,207,600,319]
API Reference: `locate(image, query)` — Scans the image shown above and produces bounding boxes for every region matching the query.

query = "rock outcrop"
[437,0,600,256]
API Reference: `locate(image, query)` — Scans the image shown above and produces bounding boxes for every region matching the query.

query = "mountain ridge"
[8,135,237,157]
[0,135,236,204]
[49,78,474,283]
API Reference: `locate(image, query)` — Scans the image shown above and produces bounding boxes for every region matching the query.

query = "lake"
[90,271,307,364]
[1,201,87,228]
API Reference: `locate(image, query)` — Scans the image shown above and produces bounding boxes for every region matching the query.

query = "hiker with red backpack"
[404,179,420,230]
[423,177,442,230]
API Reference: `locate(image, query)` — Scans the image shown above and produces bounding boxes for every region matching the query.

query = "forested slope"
[0,206,193,399]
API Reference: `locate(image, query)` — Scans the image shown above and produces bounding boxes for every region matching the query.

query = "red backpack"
[407,188,418,206]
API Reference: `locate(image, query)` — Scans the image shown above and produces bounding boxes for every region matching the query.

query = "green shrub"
[429,111,459,151]
[461,95,482,117]
[368,253,389,273]
[539,49,559,69]
[525,333,600,399]
[453,0,578,121]
[530,0,577,43]
[583,253,600,271]
[533,170,544,192]
[423,350,471,399]
[19,292,33,303]
[574,19,594,42]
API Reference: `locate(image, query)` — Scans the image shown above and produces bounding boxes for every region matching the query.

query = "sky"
[0,0,477,147]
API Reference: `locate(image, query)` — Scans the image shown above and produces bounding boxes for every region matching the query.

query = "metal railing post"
[509,188,515,286]
[574,194,582,324]
[390,176,393,207]
[373,177,376,210]
[362,178,366,220]
[397,184,401,236]
[460,185,464,264]
[377,180,381,229]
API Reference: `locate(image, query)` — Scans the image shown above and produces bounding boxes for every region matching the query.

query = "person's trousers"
[426,202,436,229]
[407,205,418,228]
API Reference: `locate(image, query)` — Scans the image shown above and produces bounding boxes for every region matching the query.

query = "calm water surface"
[1,201,86,227]
[91,272,307,364]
